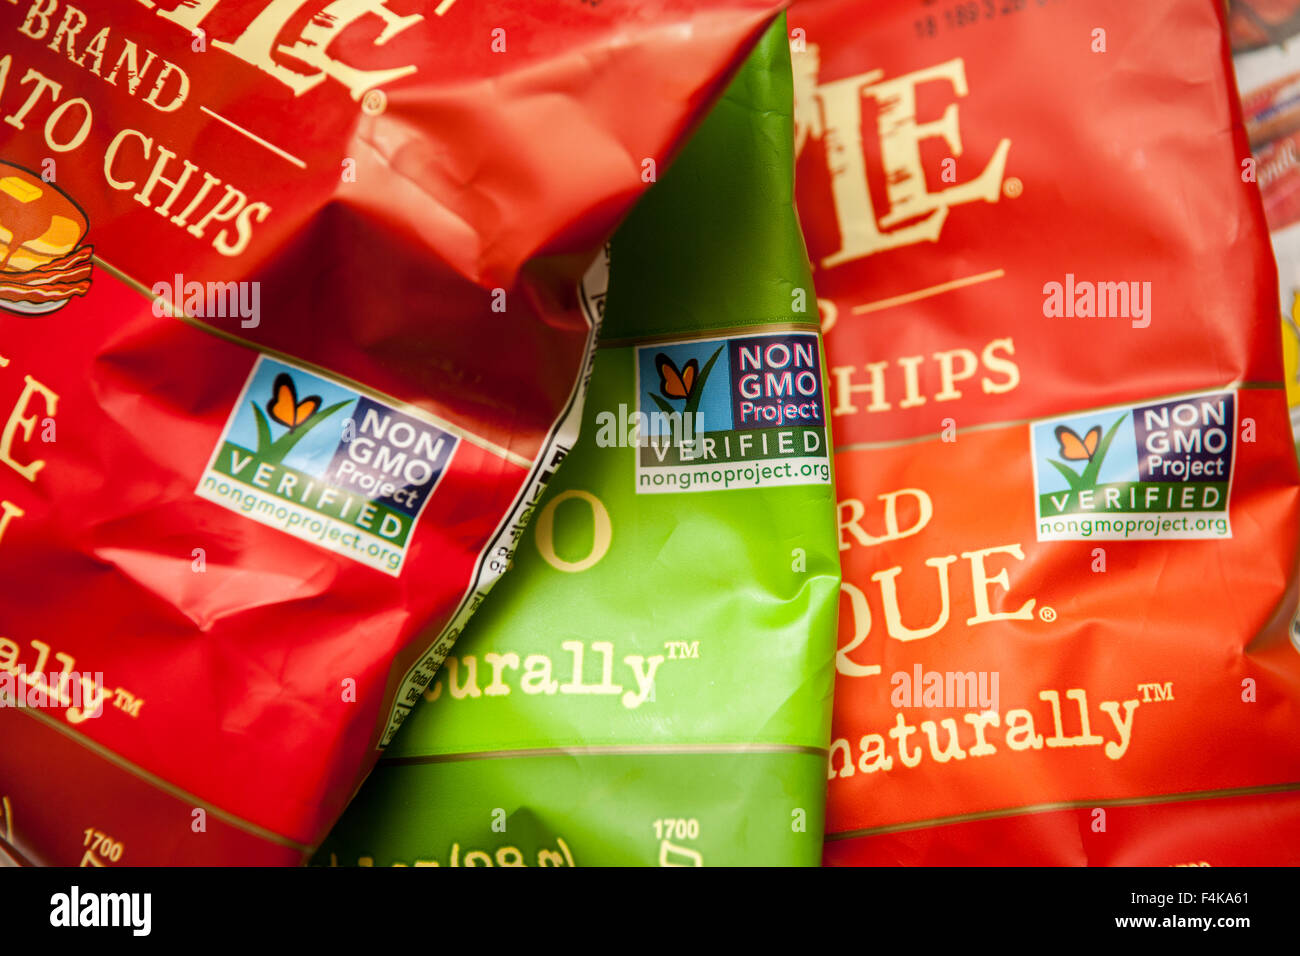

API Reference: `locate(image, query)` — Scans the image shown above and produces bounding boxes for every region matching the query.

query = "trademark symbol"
[361,89,387,116]
[1002,177,1023,199]
[1038,606,1056,622]
[1138,681,1174,703]
[664,641,700,660]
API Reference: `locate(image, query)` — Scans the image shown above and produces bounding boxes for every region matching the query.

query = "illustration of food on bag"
[0,161,92,315]
[633,331,832,493]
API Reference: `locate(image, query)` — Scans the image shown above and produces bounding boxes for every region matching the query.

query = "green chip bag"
[316,16,839,868]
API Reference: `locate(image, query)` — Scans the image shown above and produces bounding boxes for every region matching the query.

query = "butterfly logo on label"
[1046,414,1125,492]
[655,354,700,401]
[266,373,322,432]
[647,345,723,422]
[1054,424,1100,461]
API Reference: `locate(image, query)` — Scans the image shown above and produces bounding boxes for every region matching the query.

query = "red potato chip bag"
[788,0,1300,864]
[0,0,782,865]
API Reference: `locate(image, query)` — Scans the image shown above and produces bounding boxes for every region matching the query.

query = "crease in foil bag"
[788,0,1300,864]
[0,0,787,865]
[314,15,842,868]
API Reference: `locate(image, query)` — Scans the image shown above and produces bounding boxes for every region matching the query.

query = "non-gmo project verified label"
[1030,390,1234,541]
[634,331,832,493]
[196,356,457,575]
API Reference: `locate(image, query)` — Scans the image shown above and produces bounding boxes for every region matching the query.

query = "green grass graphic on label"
[1046,414,1125,492]
[250,372,349,465]
[648,345,723,420]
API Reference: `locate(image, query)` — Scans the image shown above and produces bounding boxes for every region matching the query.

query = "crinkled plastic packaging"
[0,0,782,865]
[317,16,841,868]
[789,0,1300,864]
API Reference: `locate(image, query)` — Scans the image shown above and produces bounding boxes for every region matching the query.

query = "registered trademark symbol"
[361,89,387,116]
[1038,606,1057,622]
[1002,177,1023,198]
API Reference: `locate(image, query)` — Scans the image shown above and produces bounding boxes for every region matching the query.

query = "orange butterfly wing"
[657,355,689,399]
[680,363,695,396]
[267,374,322,430]
[267,375,299,429]
[293,396,321,427]
[1055,424,1100,461]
